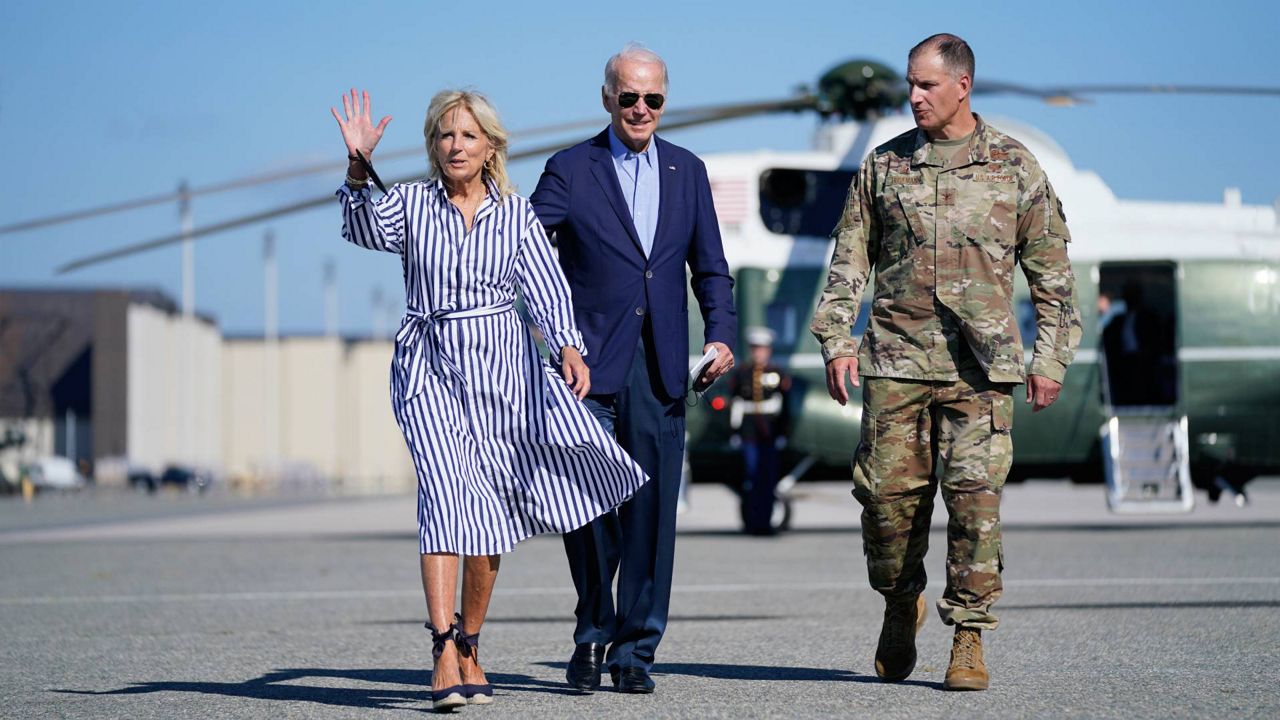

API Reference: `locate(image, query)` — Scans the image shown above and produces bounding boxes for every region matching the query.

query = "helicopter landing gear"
[740,484,792,535]
[1210,475,1250,507]
[1191,459,1254,508]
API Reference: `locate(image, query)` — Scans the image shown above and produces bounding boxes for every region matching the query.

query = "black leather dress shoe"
[566,643,606,692]
[611,666,656,694]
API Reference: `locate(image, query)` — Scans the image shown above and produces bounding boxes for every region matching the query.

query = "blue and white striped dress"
[338,178,648,555]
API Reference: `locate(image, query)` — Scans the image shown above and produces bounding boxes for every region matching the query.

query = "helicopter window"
[853,301,872,338]
[766,302,797,346]
[1016,299,1037,348]
[758,168,856,237]
[759,301,870,351]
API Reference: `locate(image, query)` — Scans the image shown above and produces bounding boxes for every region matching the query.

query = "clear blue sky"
[2,0,1277,335]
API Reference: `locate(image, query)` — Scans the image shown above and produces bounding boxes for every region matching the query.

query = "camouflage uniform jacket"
[810,114,1081,383]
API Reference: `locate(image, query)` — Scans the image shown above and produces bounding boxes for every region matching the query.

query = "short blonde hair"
[423,89,513,198]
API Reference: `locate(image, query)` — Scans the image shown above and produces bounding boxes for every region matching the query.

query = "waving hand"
[330,88,392,158]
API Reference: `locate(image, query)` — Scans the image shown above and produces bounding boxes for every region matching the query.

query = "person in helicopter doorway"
[1101,281,1174,407]
[728,326,792,535]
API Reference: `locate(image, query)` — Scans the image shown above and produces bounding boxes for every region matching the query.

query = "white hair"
[604,42,669,93]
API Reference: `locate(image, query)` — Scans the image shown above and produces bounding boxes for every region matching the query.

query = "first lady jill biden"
[332,89,647,712]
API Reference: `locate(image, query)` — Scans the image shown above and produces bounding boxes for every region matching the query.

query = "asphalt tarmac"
[2,479,1277,719]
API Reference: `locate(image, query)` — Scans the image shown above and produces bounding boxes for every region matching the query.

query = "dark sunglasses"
[617,92,665,110]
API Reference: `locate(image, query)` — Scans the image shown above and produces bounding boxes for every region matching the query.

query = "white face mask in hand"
[689,345,719,393]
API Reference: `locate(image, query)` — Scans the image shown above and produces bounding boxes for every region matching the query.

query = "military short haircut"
[909,33,975,81]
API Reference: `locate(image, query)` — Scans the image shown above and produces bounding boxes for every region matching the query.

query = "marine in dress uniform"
[728,327,792,535]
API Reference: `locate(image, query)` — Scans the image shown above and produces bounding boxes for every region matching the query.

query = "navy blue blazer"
[531,129,737,398]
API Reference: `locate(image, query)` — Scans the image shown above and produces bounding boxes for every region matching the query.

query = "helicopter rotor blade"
[972,80,1061,99]
[0,126,582,237]
[56,94,815,274]
[3,119,627,237]
[1044,83,1280,97]
[7,96,813,238]
[976,81,1280,106]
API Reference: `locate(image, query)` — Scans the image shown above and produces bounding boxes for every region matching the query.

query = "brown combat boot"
[944,627,989,691]
[874,594,927,681]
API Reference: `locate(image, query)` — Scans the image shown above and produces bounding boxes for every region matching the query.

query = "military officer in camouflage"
[810,33,1081,691]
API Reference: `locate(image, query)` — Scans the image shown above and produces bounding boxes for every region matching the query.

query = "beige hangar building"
[0,288,414,494]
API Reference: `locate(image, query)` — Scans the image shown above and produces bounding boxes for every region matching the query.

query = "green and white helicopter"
[20,60,1280,526]
[681,61,1280,526]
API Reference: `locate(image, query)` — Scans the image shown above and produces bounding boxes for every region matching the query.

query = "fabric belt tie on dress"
[395,302,515,401]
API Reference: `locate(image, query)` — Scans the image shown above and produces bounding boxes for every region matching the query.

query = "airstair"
[1100,411,1194,513]
[1096,262,1194,513]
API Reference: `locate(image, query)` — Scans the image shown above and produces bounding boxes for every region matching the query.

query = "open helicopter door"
[1096,262,1194,513]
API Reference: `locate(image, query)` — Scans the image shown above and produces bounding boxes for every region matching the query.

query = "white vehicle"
[25,456,88,491]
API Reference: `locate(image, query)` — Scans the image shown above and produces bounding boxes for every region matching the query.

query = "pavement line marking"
[0,589,420,605]
[1006,577,1279,588]
[1,576,1276,606]
[678,577,1280,592]
[779,346,1280,366]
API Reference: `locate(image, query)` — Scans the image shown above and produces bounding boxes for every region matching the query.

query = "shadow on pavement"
[537,661,938,688]
[655,663,938,688]
[53,666,581,709]
[356,613,784,626]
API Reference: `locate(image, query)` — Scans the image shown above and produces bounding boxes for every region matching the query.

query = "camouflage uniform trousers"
[851,355,1015,630]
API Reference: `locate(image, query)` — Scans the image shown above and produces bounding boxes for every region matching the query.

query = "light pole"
[264,230,280,482]
[324,259,338,338]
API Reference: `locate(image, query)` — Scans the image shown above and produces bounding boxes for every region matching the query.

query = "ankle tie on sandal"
[424,621,457,660]
[453,612,480,659]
